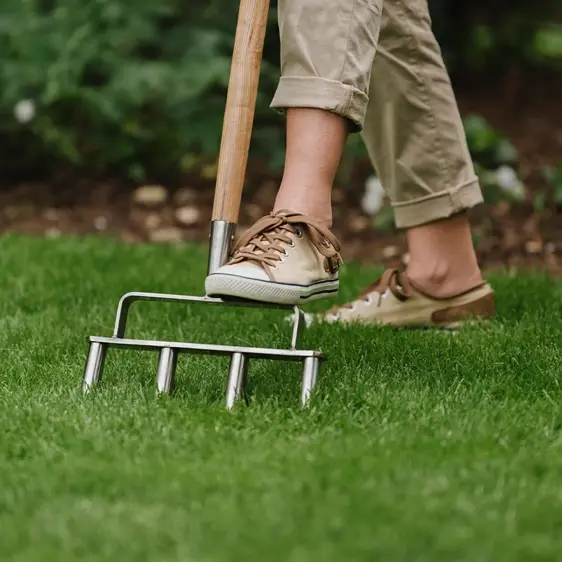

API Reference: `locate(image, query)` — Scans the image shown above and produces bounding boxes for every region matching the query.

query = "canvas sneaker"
[205,210,342,305]
[316,268,495,329]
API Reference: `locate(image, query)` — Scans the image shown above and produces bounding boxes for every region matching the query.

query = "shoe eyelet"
[364,295,373,305]
[278,250,289,263]
[288,240,295,248]
[295,228,303,238]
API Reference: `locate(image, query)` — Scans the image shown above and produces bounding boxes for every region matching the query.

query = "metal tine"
[226,352,249,409]
[300,356,320,407]
[156,347,178,395]
[83,342,107,393]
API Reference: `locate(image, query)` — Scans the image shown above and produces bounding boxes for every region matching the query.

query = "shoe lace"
[325,268,413,314]
[230,211,342,268]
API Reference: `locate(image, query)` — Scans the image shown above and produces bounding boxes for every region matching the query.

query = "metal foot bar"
[111,292,305,349]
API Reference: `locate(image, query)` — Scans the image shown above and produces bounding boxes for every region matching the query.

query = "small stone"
[44,208,58,221]
[4,207,20,220]
[503,228,520,252]
[175,206,200,226]
[121,231,141,243]
[349,215,371,233]
[133,185,168,206]
[523,216,540,236]
[144,213,161,230]
[149,227,184,243]
[94,216,108,231]
[525,240,543,254]
[382,245,399,259]
[45,227,61,239]
[173,188,197,205]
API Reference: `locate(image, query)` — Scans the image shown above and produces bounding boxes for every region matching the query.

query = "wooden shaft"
[211,0,270,223]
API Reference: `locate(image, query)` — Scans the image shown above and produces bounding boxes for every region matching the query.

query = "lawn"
[1,233,562,562]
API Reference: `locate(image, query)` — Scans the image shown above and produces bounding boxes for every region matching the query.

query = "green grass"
[1,233,562,562]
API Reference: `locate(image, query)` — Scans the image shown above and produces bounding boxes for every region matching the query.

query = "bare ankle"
[406,214,484,298]
[273,190,332,227]
[407,265,483,298]
[271,108,345,231]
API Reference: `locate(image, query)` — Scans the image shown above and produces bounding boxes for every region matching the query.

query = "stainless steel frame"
[83,291,324,408]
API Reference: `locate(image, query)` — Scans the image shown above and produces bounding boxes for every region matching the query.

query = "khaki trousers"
[271,0,484,228]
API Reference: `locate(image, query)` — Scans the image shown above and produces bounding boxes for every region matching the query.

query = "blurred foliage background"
[0,0,560,185]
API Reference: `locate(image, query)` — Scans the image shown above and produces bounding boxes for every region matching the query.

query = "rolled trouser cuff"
[393,178,484,229]
[270,76,369,131]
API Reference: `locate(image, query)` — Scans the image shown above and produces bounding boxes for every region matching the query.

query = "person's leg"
[321,0,495,327]
[206,0,383,304]
[270,0,382,228]
[363,0,483,297]
[272,108,347,227]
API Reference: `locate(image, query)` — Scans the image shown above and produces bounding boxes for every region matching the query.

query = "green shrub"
[0,0,557,184]
[0,0,281,181]
[429,0,559,71]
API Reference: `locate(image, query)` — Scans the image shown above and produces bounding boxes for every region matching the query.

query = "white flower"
[361,175,385,215]
[14,99,36,124]
[94,216,108,231]
[495,165,525,199]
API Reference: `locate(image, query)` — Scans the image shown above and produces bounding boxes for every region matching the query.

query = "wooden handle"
[212,0,270,223]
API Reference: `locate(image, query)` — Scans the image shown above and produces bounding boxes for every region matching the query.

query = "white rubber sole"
[205,273,339,305]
